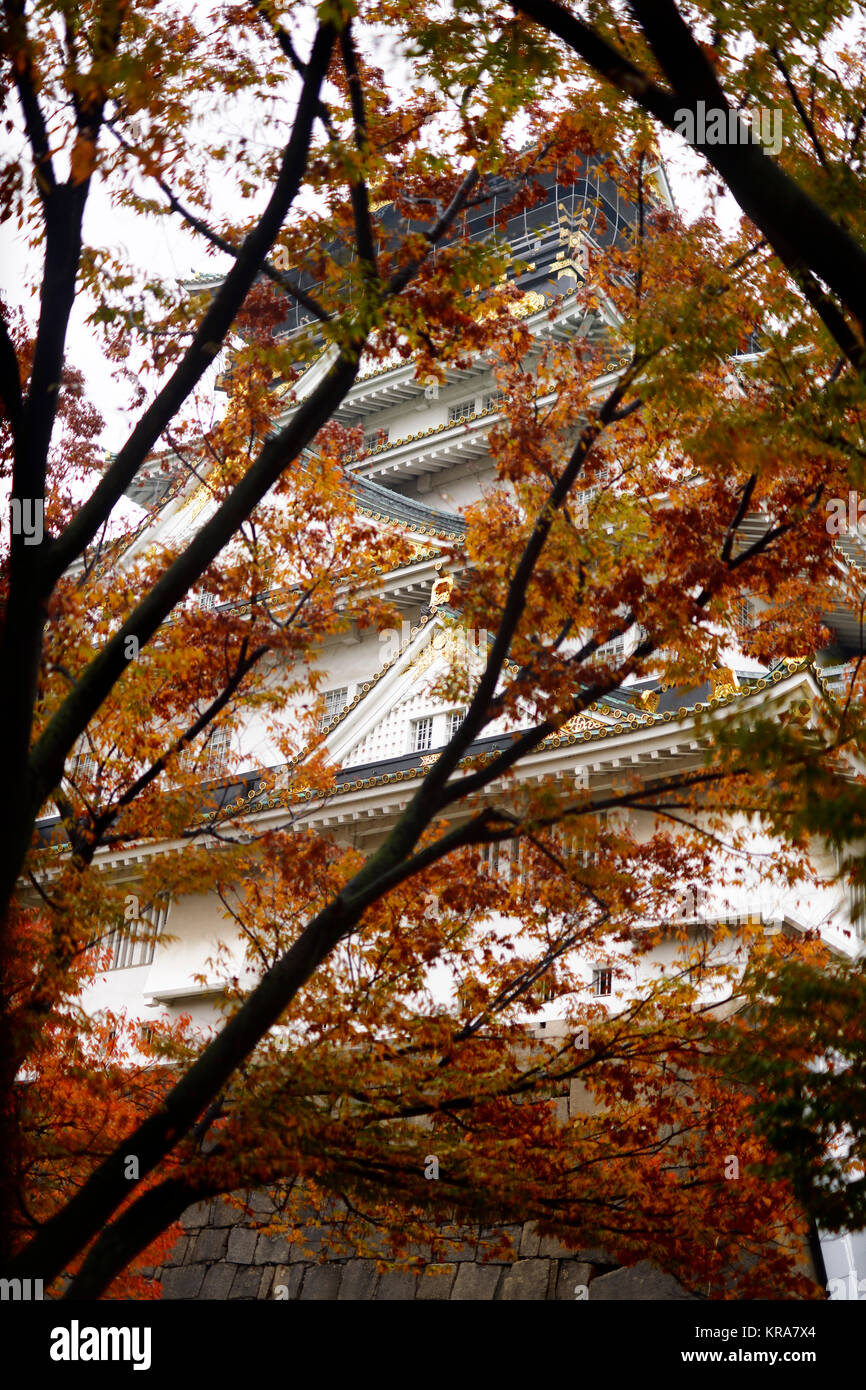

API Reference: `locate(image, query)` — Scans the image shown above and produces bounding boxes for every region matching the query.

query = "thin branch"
[339,22,378,278]
[44,22,339,588]
[3,0,57,198]
[104,118,331,324]
[771,47,828,168]
[87,640,271,846]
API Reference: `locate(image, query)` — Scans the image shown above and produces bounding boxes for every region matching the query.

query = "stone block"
[568,1077,594,1117]
[270,1265,304,1300]
[434,1226,477,1261]
[518,1222,541,1258]
[375,1268,418,1300]
[161,1264,207,1299]
[338,1259,379,1300]
[416,1263,457,1300]
[451,1263,502,1300]
[476,1229,518,1263]
[554,1261,593,1300]
[161,1236,189,1268]
[576,1248,611,1265]
[498,1259,552,1300]
[287,1227,328,1262]
[589,1260,697,1300]
[180,1201,211,1231]
[244,1189,276,1217]
[192,1227,229,1262]
[228,1266,266,1300]
[199,1263,237,1299]
[255,1231,291,1264]
[552,1097,569,1125]
[210,1197,244,1227]
[299,1264,343,1300]
[538,1232,579,1259]
[227,1227,259,1264]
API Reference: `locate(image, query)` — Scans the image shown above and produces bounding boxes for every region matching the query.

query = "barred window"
[482,390,505,413]
[481,838,524,882]
[734,595,754,634]
[448,397,477,424]
[594,633,625,664]
[449,708,467,737]
[104,901,170,971]
[319,686,349,732]
[592,965,613,997]
[200,725,230,776]
[412,716,434,752]
[68,751,98,785]
[363,428,388,452]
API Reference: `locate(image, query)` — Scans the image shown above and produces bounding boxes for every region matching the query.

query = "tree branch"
[43,21,339,589]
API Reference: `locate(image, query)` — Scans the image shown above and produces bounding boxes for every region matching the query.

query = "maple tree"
[1,0,866,1300]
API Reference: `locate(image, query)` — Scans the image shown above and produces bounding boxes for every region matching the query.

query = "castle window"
[734,595,754,636]
[68,751,98,785]
[481,838,523,882]
[594,633,625,664]
[448,397,477,424]
[449,708,467,737]
[104,901,170,971]
[592,965,612,997]
[412,716,434,752]
[200,725,230,775]
[319,687,349,732]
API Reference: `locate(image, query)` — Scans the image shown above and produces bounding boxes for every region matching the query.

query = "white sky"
[0,26,734,459]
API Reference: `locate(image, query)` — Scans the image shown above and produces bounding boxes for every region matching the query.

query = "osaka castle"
[36,155,866,1298]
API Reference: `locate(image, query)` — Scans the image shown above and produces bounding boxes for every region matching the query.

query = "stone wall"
[155,1194,697,1301]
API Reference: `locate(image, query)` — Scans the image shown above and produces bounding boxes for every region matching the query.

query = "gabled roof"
[35,655,825,851]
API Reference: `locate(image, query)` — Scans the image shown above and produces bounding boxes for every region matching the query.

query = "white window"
[104,901,170,971]
[68,751,98,785]
[197,591,216,611]
[482,390,505,413]
[481,838,523,882]
[200,725,230,775]
[448,397,477,424]
[594,633,625,664]
[734,595,754,633]
[592,965,613,997]
[448,708,466,737]
[319,686,349,732]
[412,716,434,752]
[363,429,387,452]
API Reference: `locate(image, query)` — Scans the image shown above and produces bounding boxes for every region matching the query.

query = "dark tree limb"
[104,119,332,324]
[42,21,339,590]
[513,0,866,353]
